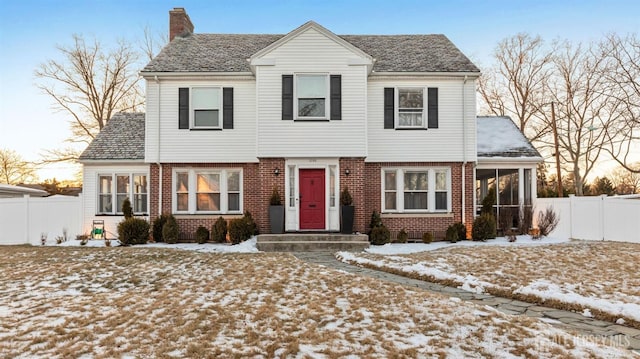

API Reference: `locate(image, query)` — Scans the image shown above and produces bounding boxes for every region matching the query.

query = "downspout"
[461,75,468,235]
[154,75,163,217]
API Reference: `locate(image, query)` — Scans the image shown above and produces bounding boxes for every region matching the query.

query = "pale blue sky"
[1,0,638,180]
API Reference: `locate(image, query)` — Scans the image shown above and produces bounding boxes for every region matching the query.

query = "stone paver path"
[293,252,640,353]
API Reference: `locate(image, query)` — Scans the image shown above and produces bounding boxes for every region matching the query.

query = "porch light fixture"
[274,168,280,176]
[345,169,350,176]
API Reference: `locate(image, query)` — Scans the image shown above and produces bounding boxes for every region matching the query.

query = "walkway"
[293,252,640,353]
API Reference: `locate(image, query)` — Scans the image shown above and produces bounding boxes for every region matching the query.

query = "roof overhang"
[477,156,543,166]
[79,159,146,165]
[369,71,481,79]
[140,72,255,80]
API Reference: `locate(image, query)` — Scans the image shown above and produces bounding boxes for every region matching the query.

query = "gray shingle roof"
[142,33,479,73]
[79,112,145,161]
[477,116,542,158]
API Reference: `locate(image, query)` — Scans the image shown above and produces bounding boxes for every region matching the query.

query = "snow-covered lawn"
[338,238,640,328]
[0,246,633,358]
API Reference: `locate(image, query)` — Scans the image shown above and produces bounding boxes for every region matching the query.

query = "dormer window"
[296,74,328,119]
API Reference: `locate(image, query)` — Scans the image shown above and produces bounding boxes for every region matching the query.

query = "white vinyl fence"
[535,195,640,243]
[0,195,83,245]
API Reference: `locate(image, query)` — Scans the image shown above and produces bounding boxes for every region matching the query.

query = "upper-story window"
[398,88,424,128]
[296,74,328,119]
[179,87,233,130]
[192,87,221,129]
[384,87,438,130]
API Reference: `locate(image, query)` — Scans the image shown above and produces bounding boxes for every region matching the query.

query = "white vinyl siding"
[255,27,368,157]
[368,77,477,162]
[145,79,257,163]
[172,169,242,214]
[382,168,451,213]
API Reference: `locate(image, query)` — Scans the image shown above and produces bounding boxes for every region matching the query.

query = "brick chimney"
[169,7,194,41]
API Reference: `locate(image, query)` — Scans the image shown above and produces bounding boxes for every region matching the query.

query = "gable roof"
[79,112,145,162]
[476,116,542,159]
[142,25,479,73]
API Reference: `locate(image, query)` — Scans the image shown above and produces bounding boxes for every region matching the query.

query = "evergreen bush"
[152,213,170,242]
[212,216,228,243]
[270,187,282,206]
[122,198,133,219]
[244,210,258,236]
[195,226,209,244]
[422,232,433,244]
[228,218,251,245]
[396,229,408,243]
[340,187,353,206]
[117,218,150,246]
[446,225,459,243]
[162,215,179,244]
[472,214,497,241]
[367,210,390,245]
[450,222,467,241]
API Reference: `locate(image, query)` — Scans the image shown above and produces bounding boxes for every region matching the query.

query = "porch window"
[97,173,149,215]
[133,175,148,213]
[116,175,129,213]
[98,175,113,213]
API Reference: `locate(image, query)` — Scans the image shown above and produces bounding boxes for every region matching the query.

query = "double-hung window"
[173,169,242,214]
[397,88,424,128]
[192,87,221,128]
[382,168,451,213]
[97,173,148,214]
[296,74,328,119]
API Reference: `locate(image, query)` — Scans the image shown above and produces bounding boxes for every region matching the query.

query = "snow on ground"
[0,246,632,358]
[339,238,640,325]
[48,236,259,253]
[365,235,570,255]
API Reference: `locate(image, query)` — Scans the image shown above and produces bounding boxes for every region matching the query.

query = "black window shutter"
[428,87,439,129]
[282,75,293,120]
[178,88,189,129]
[330,75,341,120]
[384,88,394,129]
[223,87,233,129]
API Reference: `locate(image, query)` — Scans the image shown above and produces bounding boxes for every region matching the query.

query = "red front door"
[299,169,325,230]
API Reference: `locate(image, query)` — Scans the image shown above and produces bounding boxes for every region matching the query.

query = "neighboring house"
[79,8,540,238]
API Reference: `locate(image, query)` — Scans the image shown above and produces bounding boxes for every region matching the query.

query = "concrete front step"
[257,233,369,252]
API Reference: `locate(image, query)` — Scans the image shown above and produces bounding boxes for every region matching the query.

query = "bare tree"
[35,35,144,161]
[599,33,640,173]
[543,40,619,196]
[608,164,640,194]
[478,33,553,142]
[140,25,166,62]
[0,149,37,185]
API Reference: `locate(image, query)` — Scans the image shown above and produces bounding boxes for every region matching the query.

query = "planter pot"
[269,205,285,234]
[340,205,354,234]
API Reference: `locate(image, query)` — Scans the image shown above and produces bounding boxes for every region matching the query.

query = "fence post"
[600,195,606,241]
[23,195,30,244]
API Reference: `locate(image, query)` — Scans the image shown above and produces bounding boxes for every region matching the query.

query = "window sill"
[381,212,453,218]
[189,128,222,131]
[394,127,428,131]
[294,118,330,122]
[95,213,149,216]
[173,213,243,220]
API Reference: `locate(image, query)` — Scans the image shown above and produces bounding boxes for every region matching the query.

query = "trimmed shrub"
[481,187,496,215]
[446,225,459,243]
[396,229,408,243]
[122,197,133,219]
[369,225,390,245]
[152,213,170,242]
[472,214,497,241]
[117,218,150,246]
[367,211,383,235]
[212,216,228,243]
[450,222,466,241]
[537,206,559,237]
[422,232,433,244]
[244,211,258,236]
[195,226,209,244]
[162,215,179,244]
[340,187,353,206]
[228,218,251,245]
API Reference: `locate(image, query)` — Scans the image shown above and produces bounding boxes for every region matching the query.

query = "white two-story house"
[79,8,541,239]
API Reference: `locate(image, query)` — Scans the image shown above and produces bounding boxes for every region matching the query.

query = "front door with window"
[299,169,325,230]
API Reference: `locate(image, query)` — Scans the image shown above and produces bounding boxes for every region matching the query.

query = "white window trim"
[191,86,223,130]
[395,87,426,129]
[172,168,243,215]
[381,167,451,213]
[96,173,149,215]
[294,73,329,120]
